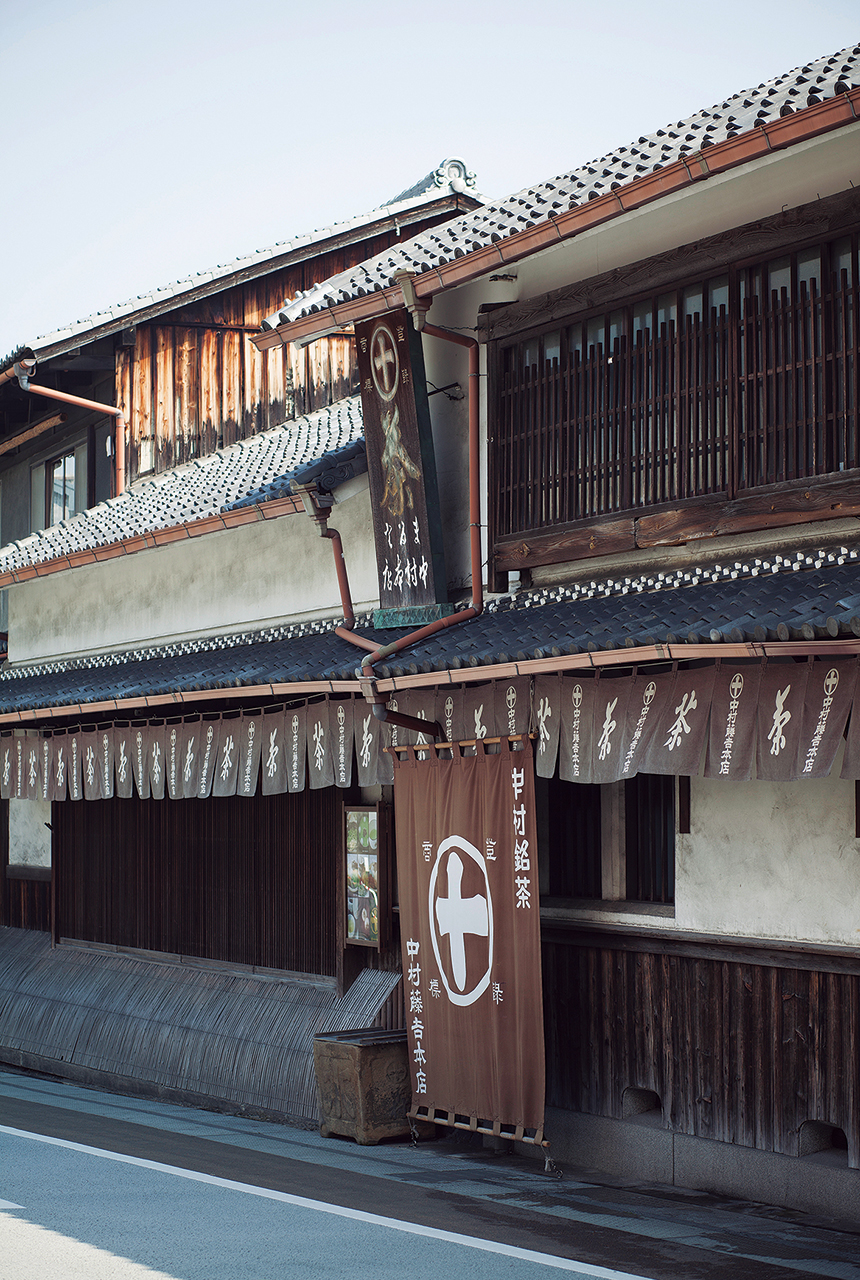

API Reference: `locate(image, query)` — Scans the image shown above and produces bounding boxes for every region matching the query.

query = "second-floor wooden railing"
[494,253,858,542]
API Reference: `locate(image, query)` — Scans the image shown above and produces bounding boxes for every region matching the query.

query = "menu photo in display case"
[344,804,387,947]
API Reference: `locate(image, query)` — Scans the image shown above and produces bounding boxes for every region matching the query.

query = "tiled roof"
[2,542,859,714]
[263,45,860,330]
[226,439,367,511]
[0,159,483,369]
[0,397,363,577]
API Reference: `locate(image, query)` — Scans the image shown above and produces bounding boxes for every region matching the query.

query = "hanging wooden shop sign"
[355,307,450,628]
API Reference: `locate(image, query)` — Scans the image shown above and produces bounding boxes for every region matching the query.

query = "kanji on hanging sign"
[355,307,447,619]
[393,739,545,1141]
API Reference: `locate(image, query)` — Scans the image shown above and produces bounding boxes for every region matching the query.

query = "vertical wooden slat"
[154,327,175,473]
[132,326,153,477]
[54,789,341,976]
[199,330,221,456]
[220,332,242,448]
[174,327,200,463]
[114,347,133,487]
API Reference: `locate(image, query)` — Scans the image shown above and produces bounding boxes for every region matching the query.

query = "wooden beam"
[494,474,860,571]
[0,411,67,456]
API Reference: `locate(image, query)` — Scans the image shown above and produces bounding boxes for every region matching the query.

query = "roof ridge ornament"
[433,157,477,194]
[386,157,479,205]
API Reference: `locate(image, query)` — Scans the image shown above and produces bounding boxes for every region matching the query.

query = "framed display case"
[344,804,387,948]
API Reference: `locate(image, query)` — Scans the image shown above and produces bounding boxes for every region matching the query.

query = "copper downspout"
[291,480,376,651]
[330,316,481,741]
[292,481,439,736]
[13,361,126,495]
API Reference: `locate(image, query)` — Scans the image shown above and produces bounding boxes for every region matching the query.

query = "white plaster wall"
[8,797,51,868]
[676,765,860,948]
[8,481,380,663]
[419,278,512,593]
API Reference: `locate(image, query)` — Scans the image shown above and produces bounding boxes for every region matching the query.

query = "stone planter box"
[313,1028,412,1145]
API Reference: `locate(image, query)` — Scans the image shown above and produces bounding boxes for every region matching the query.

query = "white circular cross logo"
[572,684,583,708]
[730,673,745,700]
[370,323,399,401]
[506,685,517,710]
[428,836,493,1007]
[824,668,840,696]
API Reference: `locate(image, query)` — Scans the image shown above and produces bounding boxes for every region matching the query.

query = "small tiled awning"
[1,543,859,720]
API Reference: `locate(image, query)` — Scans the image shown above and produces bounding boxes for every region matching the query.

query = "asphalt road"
[1,1069,859,1280]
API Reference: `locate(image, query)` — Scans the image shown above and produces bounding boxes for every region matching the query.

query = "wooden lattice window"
[494,231,859,540]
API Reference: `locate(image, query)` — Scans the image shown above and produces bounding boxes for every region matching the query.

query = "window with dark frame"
[47,450,79,526]
[538,772,675,905]
[625,773,675,904]
[539,773,602,900]
[30,442,87,534]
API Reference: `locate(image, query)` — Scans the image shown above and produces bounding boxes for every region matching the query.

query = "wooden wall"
[116,217,446,484]
[3,872,50,933]
[543,929,860,1169]
[54,789,341,976]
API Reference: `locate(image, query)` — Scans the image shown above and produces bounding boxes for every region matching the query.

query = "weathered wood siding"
[2,874,50,933]
[543,931,860,1169]
[54,789,341,976]
[117,218,446,483]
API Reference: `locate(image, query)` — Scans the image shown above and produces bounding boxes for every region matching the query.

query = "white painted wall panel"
[9,797,51,868]
[8,484,379,663]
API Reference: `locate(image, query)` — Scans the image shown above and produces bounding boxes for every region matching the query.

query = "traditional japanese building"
[0,161,483,1121]
[1,43,860,1224]
[252,44,860,1219]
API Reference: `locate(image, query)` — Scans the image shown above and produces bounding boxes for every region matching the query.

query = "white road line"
[0,1198,23,1209]
[0,1124,654,1280]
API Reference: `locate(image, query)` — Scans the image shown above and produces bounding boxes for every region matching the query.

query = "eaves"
[3,637,860,728]
[254,89,860,352]
[19,193,483,367]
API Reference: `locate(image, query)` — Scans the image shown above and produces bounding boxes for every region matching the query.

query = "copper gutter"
[3,636,859,727]
[12,360,127,496]
[253,88,860,353]
[0,677,360,726]
[368,636,860,692]
[0,494,304,591]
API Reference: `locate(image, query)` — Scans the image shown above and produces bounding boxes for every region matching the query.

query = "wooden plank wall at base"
[3,877,50,933]
[53,789,341,976]
[542,932,860,1170]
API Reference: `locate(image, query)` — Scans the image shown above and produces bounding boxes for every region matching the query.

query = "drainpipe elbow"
[13,359,35,390]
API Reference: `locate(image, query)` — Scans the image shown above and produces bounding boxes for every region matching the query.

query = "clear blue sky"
[1,0,857,358]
